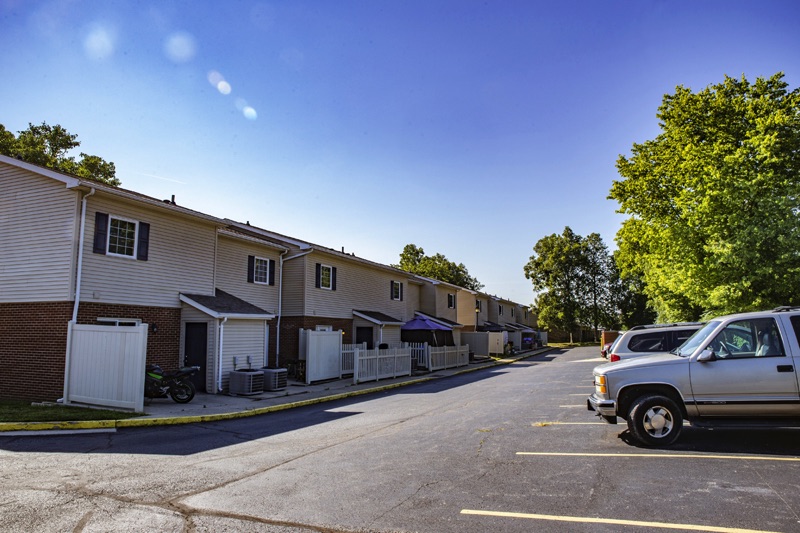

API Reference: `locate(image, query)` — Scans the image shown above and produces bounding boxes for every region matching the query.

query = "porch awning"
[180,289,275,320]
[353,310,405,326]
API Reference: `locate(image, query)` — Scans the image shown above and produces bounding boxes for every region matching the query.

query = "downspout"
[217,317,228,392]
[72,188,96,322]
[276,249,313,367]
[64,188,95,402]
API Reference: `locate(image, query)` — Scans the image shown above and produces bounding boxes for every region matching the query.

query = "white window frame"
[499,304,504,316]
[447,293,455,309]
[320,264,333,290]
[253,256,271,285]
[392,281,403,301]
[476,300,482,312]
[107,216,139,259]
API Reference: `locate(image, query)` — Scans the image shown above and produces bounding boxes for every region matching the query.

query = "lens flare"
[84,25,115,60]
[164,31,196,63]
[243,107,258,120]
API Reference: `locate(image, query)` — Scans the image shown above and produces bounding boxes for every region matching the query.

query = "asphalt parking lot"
[2,346,799,533]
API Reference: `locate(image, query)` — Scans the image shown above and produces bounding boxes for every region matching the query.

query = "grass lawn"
[0,400,144,423]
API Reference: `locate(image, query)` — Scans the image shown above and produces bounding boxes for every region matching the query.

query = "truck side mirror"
[697,349,716,362]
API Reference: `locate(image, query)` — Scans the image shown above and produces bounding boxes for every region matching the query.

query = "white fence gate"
[63,323,148,412]
[299,329,343,384]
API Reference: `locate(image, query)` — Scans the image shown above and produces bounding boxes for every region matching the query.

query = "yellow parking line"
[460,509,781,532]
[516,452,800,462]
[532,422,606,426]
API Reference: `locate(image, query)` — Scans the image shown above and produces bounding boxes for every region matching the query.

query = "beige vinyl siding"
[81,195,218,307]
[219,319,268,390]
[216,236,279,312]
[420,283,436,317]
[404,283,421,320]
[0,165,79,302]
[280,255,307,316]
[381,326,401,345]
[434,286,458,322]
[302,253,412,321]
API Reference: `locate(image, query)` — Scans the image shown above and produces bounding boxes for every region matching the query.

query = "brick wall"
[277,316,353,367]
[0,301,181,401]
[0,302,72,401]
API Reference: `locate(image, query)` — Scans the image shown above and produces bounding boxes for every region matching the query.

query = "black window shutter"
[390,281,395,299]
[268,259,276,285]
[136,222,150,261]
[315,263,321,288]
[331,267,337,291]
[400,282,404,301]
[93,212,108,254]
[247,255,255,283]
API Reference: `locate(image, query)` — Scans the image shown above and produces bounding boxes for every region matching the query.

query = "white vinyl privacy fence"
[63,323,148,412]
[299,328,343,384]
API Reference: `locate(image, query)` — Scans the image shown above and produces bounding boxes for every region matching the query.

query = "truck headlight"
[595,375,607,395]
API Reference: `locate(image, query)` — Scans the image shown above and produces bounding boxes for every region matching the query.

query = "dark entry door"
[356,327,374,349]
[184,322,208,392]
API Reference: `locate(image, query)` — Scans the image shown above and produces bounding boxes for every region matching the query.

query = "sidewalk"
[0,348,554,434]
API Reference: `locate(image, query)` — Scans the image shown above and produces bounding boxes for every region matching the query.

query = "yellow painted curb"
[0,348,554,433]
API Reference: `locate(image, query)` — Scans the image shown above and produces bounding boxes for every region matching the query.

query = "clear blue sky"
[2,1,799,306]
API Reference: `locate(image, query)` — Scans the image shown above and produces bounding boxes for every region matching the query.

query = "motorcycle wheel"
[169,381,196,403]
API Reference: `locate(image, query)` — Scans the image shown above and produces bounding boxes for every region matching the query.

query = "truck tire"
[627,394,683,447]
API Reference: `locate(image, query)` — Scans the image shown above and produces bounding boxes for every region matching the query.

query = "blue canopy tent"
[401,316,454,346]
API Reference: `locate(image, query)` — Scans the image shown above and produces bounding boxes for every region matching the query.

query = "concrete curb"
[0,348,554,434]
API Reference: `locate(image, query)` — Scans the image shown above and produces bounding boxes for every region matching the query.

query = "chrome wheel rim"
[643,406,673,438]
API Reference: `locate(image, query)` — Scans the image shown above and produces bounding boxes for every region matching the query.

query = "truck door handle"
[777,365,794,373]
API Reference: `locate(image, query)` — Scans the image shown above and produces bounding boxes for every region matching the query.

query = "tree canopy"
[610,73,800,320]
[0,122,119,186]
[393,244,484,291]
[524,227,619,340]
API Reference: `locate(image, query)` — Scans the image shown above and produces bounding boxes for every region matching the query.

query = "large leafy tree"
[0,122,119,186]
[524,227,616,341]
[393,244,484,291]
[610,73,800,320]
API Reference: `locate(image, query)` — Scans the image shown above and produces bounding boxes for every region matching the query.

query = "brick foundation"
[0,301,181,401]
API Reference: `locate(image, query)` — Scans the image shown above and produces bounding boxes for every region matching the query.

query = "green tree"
[393,244,484,291]
[524,227,585,342]
[0,122,119,186]
[610,73,800,320]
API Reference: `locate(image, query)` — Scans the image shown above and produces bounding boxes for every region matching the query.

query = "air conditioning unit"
[262,368,288,391]
[229,369,264,395]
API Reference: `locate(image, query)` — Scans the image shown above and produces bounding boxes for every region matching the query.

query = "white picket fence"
[428,345,470,371]
[353,346,412,384]
[340,342,471,383]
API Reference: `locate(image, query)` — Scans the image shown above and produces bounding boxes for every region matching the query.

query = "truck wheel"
[627,394,682,447]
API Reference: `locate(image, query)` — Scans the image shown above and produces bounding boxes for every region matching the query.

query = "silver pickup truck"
[588,307,800,446]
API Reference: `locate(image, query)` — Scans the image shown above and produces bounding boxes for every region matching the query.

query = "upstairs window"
[499,304,504,316]
[447,293,455,309]
[315,263,337,291]
[391,281,404,301]
[248,256,276,285]
[93,212,150,261]
[475,300,482,312]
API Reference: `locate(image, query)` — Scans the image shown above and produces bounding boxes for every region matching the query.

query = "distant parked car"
[601,336,621,359]
[607,323,704,362]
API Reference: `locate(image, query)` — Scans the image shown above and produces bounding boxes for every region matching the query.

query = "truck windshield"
[671,321,721,356]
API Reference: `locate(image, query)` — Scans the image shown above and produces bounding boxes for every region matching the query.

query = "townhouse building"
[1,154,537,400]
